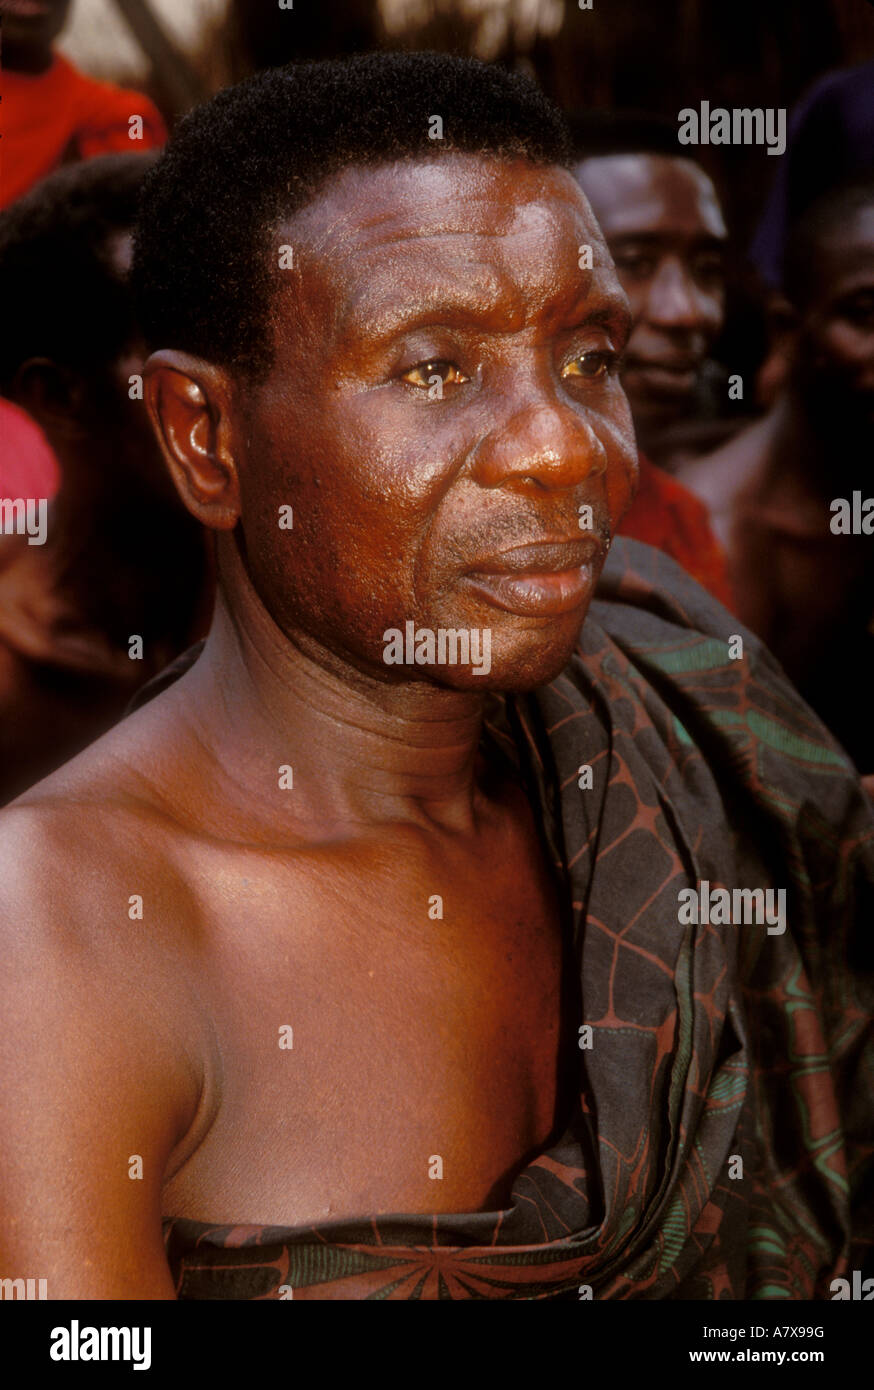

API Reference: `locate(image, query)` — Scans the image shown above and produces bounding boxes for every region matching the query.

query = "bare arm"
[0,809,199,1299]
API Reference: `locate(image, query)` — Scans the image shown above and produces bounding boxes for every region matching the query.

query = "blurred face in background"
[0,0,72,71]
[7,222,171,502]
[573,153,727,452]
[792,201,874,432]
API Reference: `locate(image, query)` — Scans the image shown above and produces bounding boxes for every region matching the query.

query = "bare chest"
[163,817,566,1226]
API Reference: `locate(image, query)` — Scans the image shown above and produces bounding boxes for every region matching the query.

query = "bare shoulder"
[0,702,214,1077]
[0,708,210,1091]
[0,717,214,1297]
[0,678,205,903]
[0,745,177,937]
[678,416,773,515]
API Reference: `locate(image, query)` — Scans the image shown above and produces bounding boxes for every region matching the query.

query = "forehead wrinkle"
[290,170,601,265]
[336,269,629,349]
[283,217,531,347]
[335,219,610,344]
[304,218,540,283]
[277,166,613,348]
[289,197,522,265]
[338,255,527,342]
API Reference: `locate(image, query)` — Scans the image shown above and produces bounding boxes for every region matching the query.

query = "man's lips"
[468,538,601,575]
[464,538,603,617]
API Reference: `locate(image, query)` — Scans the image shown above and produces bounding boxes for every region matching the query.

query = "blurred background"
[54,0,874,245]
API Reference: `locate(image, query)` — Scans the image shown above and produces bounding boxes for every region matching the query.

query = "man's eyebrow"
[573,301,632,333]
[336,274,516,342]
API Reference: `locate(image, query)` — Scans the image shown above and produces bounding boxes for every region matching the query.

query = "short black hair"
[0,153,156,390]
[132,51,570,380]
[566,110,683,162]
[783,173,874,308]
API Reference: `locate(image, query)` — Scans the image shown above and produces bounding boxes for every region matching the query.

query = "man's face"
[573,153,727,441]
[0,0,72,58]
[229,154,636,692]
[795,203,874,430]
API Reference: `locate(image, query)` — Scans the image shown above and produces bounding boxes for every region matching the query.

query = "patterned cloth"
[163,539,874,1299]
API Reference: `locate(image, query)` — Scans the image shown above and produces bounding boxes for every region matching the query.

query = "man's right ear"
[143,351,241,530]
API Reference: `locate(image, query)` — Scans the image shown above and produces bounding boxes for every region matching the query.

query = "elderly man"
[0,54,871,1301]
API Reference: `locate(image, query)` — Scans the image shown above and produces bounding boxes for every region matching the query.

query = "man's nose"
[645,258,710,332]
[470,396,608,492]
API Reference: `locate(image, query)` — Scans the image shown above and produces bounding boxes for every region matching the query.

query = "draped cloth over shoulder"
[163,539,874,1300]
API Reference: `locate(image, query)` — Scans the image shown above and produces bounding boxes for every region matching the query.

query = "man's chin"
[422,613,589,694]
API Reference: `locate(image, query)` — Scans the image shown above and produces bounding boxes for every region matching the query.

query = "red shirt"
[619,454,735,609]
[1,53,166,209]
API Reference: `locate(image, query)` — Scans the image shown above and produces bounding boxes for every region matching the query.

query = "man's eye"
[400,360,468,389]
[840,294,874,329]
[614,254,656,279]
[562,351,619,381]
[692,253,725,286]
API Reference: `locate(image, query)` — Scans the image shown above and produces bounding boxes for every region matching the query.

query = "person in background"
[0,0,166,209]
[751,60,874,296]
[751,60,874,407]
[681,176,874,774]
[570,113,734,607]
[0,153,212,804]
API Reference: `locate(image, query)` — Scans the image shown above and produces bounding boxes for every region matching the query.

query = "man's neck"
[3,43,56,76]
[180,539,492,837]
